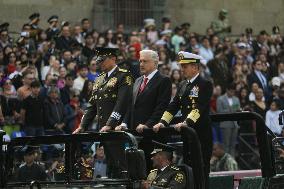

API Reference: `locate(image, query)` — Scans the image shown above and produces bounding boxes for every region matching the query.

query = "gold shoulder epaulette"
[171,166,180,171]
[119,68,128,72]
[150,169,158,172]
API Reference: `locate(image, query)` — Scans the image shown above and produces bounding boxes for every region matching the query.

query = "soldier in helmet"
[211,9,231,40]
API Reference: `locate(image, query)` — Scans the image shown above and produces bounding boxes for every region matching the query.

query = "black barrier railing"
[210,112,276,178]
[4,132,138,188]
[129,127,205,189]
[0,111,276,188]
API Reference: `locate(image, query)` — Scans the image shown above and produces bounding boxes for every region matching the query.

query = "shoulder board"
[150,169,158,172]
[118,68,128,73]
[171,166,180,171]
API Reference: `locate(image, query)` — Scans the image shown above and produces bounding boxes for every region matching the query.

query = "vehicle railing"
[129,126,205,189]
[210,112,276,178]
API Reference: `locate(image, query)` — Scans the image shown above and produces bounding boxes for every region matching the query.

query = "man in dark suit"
[116,49,171,130]
[154,51,213,188]
[115,49,171,170]
[55,24,78,51]
[248,59,269,99]
[73,47,133,177]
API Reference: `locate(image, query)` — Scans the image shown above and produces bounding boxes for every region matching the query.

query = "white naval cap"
[177,51,204,64]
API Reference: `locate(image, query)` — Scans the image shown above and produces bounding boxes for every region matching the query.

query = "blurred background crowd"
[1,9,284,173]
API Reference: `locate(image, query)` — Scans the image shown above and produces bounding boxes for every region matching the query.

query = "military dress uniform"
[147,165,186,189]
[80,47,133,178]
[46,15,60,40]
[80,66,133,129]
[159,52,213,187]
[146,141,186,189]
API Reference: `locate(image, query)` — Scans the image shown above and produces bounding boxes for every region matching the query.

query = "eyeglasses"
[4,82,12,85]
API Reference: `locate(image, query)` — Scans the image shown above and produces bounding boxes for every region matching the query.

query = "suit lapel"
[133,76,143,104]
[135,71,160,101]
[145,72,159,91]
[139,72,159,95]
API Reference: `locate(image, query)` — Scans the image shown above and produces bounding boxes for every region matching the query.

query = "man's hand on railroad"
[100,126,112,132]
[136,124,148,133]
[174,122,187,132]
[153,123,165,133]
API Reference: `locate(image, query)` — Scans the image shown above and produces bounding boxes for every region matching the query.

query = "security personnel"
[73,47,133,177]
[28,13,42,41]
[153,51,213,188]
[211,9,231,40]
[142,141,186,189]
[46,15,60,40]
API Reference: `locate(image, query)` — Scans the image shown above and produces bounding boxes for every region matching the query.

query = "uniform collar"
[160,164,169,172]
[188,73,199,83]
[107,65,118,77]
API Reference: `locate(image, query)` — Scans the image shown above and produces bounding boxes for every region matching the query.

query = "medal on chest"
[189,86,199,97]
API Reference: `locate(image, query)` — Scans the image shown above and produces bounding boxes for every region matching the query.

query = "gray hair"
[140,50,159,65]
[47,86,60,96]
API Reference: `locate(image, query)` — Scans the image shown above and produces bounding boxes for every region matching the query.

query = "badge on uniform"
[175,173,184,183]
[189,86,199,97]
[107,77,117,87]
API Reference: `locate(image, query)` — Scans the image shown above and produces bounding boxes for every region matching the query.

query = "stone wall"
[0,0,283,36]
[165,0,284,35]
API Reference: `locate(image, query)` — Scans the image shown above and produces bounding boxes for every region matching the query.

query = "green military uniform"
[147,165,186,189]
[79,47,133,178]
[81,66,133,129]
[211,9,231,40]
[210,153,238,172]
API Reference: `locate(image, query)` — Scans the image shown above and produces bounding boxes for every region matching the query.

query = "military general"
[73,47,133,177]
[153,51,213,188]
[73,47,133,133]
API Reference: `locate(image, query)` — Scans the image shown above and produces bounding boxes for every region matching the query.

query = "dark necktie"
[187,80,191,86]
[157,169,162,175]
[139,77,148,93]
[104,74,109,82]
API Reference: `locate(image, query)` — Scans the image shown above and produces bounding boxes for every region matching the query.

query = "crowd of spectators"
[1,10,284,171]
